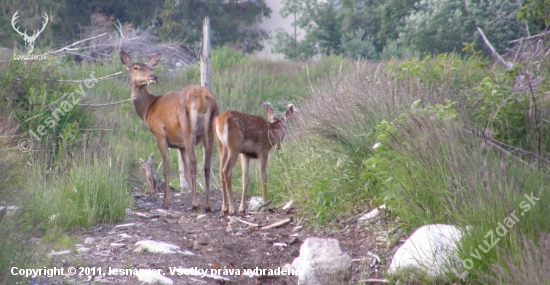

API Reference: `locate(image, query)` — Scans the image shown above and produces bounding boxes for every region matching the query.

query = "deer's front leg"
[258,154,268,204]
[157,138,171,209]
[239,154,251,213]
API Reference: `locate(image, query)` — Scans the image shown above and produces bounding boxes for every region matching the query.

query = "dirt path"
[43,190,392,284]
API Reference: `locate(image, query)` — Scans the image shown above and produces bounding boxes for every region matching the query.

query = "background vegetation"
[1,0,550,284]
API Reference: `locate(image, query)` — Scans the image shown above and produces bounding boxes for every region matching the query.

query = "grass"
[1,46,550,284]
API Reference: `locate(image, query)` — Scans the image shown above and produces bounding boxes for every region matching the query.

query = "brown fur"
[214,104,294,214]
[120,51,219,210]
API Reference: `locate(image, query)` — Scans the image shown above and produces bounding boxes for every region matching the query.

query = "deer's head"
[11,11,49,54]
[265,103,294,147]
[120,51,162,87]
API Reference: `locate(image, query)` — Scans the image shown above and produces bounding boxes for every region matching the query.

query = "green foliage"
[0,60,94,164]
[518,0,550,27]
[269,137,367,225]
[340,29,378,60]
[399,0,528,56]
[0,0,270,54]
[23,151,132,234]
[156,0,271,53]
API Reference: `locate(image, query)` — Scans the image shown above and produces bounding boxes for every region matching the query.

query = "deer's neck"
[268,121,286,147]
[131,85,156,121]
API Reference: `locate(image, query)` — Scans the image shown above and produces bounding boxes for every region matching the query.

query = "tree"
[398,0,532,55]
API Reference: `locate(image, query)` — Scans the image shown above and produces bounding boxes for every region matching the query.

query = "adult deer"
[215,104,294,214]
[120,51,218,210]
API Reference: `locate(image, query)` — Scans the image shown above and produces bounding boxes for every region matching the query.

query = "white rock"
[289,237,352,285]
[118,233,133,240]
[134,240,194,255]
[359,205,386,221]
[388,224,465,278]
[248,196,263,211]
[135,270,173,285]
[110,242,125,247]
[76,247,91,253]
[157,209,181,218]
[114,223,138,229]
[49,250,72,256]
[84,237,96,244]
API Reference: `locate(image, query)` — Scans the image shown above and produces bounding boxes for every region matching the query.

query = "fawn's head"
[265,103,294,147]
[120,51,162,87]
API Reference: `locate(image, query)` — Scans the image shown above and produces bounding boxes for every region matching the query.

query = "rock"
[288,237,352,285]
[134,240,179,254]
[134,240,195,256]
[118,233,133,240]
[49,250,72,256]
[196,214,208,220]
[248,196,263,211]
[76,247,91,253]
[157,209,182,218]
[84,237,96,244]
[359,205,386,221]
[135,269,173,285]
[388,224,465,278]
[110,242,125,247]
[114,222,139,229]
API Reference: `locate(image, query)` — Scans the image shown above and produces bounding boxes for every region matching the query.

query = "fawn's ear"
[265,103,274,121]
[120,51,131,69]
[147,53,163,68]
[286,104,294,118]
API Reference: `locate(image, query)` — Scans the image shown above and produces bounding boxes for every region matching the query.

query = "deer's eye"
[133,66,139,70]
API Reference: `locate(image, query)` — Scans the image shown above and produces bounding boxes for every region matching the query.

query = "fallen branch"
[464,127,550,167]
[259,217,292,230]
[48,71,122,83]
[509,30,550,43]
[357,279,389,284]
[233,217,259,227]
[78,99,131,108]
[41,33,108,57]
[477,27,513,69]
[256,200,273,211]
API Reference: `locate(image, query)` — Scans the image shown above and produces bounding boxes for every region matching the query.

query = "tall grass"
[22,146,132,236]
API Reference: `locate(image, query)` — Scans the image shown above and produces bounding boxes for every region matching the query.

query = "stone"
[135,269,173,285]
[287,237,352,285]
[248,196,263,211]
[388,224,465,278]
[134,240,180,254]
[134,240,195,256]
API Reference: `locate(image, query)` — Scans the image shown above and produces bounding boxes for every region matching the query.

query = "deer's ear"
[286,105,294,118]
[147,53,163,68]
[120,51,131,69]
[265,103,274,121]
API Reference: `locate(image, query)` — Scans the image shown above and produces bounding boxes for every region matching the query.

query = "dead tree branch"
[464,127,550,166]
[78,99,131,108]
[41,33,108,57]
[477,27,513,69]
[48,71,122,83]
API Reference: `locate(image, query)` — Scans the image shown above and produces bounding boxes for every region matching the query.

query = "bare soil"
[42,190,393,285]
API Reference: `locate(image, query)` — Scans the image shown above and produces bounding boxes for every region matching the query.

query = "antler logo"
[11,11,49,54]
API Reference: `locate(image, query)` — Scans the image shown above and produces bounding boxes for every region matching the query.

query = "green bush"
[23,149,132,235]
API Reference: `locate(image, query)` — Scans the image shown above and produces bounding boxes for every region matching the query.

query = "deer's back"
[146,85,216,147]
